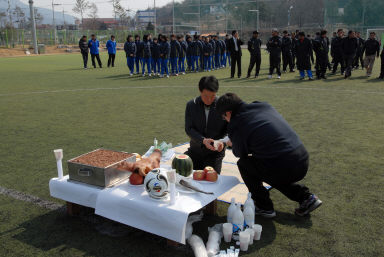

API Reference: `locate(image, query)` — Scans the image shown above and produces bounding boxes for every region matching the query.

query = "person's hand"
[216,142,225,152]
[226,140,232,147]
[203,138,216,151]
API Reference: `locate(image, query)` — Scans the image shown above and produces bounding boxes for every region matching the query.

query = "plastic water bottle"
[243,204,255,229]
[244,192,255,213]
[232,203,244,234]
[227,197,237,223]
[154,138,158,149]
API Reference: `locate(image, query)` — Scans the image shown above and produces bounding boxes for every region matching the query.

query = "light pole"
[248,10,259,31]
[287,5,293,28]
[52,0,61,45]
[172,0,175,34]
[29,0,38,54]
[154,0,156,35]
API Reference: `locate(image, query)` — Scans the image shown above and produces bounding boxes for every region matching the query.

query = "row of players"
[78,29,384,80]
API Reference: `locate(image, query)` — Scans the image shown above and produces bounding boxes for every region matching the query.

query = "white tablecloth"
[49,175,239,244]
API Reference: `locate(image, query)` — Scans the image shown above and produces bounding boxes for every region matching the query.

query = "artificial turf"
[0,51,383,257]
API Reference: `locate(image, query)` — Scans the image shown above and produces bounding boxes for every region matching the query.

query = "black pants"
[316,54,328,78]
[344,54,355,77]
[81,52,88,68]
[237,145,311,210]
[269,55,281,76]
[108,54,116,67]
[247,54,261,77]
[91,54,102,68]
[353,52,364,68]
[380,55,384,78]
[185,149,225,174]
[282,52,294,71]
[332,55,345,74]
[231,52,242,78]
[292,54,296,68]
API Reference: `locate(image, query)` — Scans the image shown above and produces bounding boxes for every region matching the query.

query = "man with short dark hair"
[88,34,102,68]
[313,30,330,79]
[227,30,243,78]
[106,35,117,68]
[216,93,322,218]
[353,32,365,70]
[282,30,294,73]
[78,35,89,69]
[294,32,314,80]
[362,32,381,77]
[134,35,143,74]
[331,29,345,75]
[267,29,282,79]
[184,76,228,173]
[247,31,262,78]
[342,30,358,79]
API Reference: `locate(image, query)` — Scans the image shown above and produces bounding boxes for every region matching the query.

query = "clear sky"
[19,0,181,18]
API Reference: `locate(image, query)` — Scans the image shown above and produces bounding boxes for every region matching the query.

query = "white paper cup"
[252,224,262,240]
[245,228,255,245]
[239,231,250,251]
[223,223,233,243]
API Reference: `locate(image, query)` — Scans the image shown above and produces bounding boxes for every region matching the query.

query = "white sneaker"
[166,75,170,78]
[130,73,133,76]
[159,75,164,78]
[149,73,152,77]
[277,76,281,79]
[268,75,272,79]
[182,72,185,75]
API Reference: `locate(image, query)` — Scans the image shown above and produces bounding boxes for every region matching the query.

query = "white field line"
[0,84,384,97]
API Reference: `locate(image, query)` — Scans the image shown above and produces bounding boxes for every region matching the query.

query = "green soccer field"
[0,51,383,257]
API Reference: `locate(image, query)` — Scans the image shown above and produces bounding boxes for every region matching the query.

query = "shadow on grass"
[8,209,192,257]
[273,211,313,229]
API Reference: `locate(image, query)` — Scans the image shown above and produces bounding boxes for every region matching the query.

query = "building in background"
[136,10,155,30]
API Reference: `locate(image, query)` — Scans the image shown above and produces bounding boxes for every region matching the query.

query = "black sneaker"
[295,194,322,217]
[255,206,276,218]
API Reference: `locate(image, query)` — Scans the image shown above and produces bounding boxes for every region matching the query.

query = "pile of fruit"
[193,166,218,182]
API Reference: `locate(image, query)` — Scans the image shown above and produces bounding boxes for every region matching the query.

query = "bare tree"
[88,3,98,30]
[0,12,6,28]
[73,0,89,25]
[115,1,131,27]
[13,6,26,29]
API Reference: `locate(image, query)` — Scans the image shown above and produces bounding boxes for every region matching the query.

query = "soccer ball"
[144,168,169,199]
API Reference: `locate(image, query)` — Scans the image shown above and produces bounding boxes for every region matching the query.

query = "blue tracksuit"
[191,41,200,71]
[88,39,99,54]
[142,40,151,75]
[135,40,143,73]
[170,40,181,74]
[213,39,221,68]
[219,40,227,67]
[106,40,116,54]
[160,41,171,76]
[198,40,204,70]
[186,40,193,71]
[210,40,217,69]
[124,41,136,74]
[151,42,161,74]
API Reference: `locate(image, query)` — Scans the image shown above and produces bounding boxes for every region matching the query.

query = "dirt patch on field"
[0,45,80,57]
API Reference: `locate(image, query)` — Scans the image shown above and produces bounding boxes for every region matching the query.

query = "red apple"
[205,170,218,182]
[129,172,144,185]
[203,166,215,175]
[193,170,205,181]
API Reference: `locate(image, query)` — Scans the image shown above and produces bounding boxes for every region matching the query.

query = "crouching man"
[216,93,322,217]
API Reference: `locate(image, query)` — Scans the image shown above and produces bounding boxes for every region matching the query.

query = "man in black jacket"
[216,93,322,218]
[282,31,294,72]
[342,30,358,79]
[353,32,365,70]
[331,29,345,75]
[313,30,330,79]
[185,76,228,173]
[267,28,282,79]
[362,32,381,77]
[78,35,89,69]
[246,31,262,78]
[227,30,243,78]
[294,32,314,80]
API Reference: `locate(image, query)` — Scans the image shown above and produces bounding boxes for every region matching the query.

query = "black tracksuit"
[291,37,297,68]
[313,36,329,78]
[342,37,358,77]
[331,36,345,74]
[282,36,294,72]
[79,39,89,68]
[267,36,282,76]
[228,101,311,211]
[362,38,381,57]
[185,96,228,173]
[353,37,365,68]
[247,37,262,77]
[294,37,313,71]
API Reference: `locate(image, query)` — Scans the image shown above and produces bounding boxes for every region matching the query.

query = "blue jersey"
[106,39,117,54]
[88,39,100,54]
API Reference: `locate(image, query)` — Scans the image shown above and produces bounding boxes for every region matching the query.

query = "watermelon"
[172,154,193,177]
